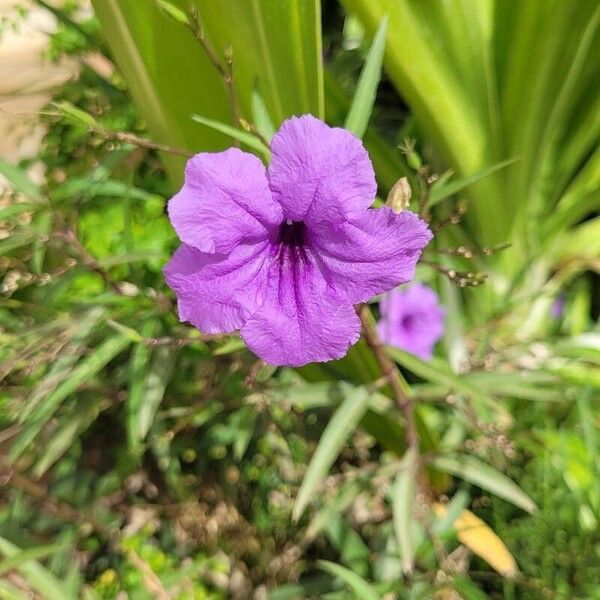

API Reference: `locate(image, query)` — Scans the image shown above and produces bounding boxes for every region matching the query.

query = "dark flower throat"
[278,220,307,248]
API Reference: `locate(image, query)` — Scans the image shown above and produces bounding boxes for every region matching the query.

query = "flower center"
[401,314,420,332]
[278,219,307,248]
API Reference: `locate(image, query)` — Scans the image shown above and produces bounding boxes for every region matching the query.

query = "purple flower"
[378,283,445,360]
[551,295,565,319]
[164,115,431,366]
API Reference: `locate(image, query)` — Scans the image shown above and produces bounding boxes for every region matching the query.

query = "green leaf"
[0,203,37,219]
[51,179,160,203]
[317,560,381,600]
[20,308,104,421]
[32,399,106,477]
[10,334,131,462]
[344,16,388,139]
[428,158,518,207]
[433,489,470,536]
[92,0,324,184]
[0,544,68,577]
[452,576,491,600]
[136,346,177,441]
[51,101,99,128]
[195,0,324,124]
[387,347,503,415]
[0,579,30,600]
[127,321,157,452]
[293,386,370,521]
[324,515,370,576]
[0,537,76,600]
[153,0,188,25]
[391,450,417,574]
[0,158,46,204]
[212,337,246,356]
[305,480,362,541]
[30,210,52,275]
[324,68,411,191]
[251,82,276,141]
[431,454,537,514]
[192,114,271,160]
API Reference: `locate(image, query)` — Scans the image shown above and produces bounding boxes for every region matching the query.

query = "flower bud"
[385,177,412,213]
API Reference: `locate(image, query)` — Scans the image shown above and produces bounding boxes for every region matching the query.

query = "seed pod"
[385,177,412,213]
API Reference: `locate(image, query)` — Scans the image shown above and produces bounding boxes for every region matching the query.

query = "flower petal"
[378,284,445,360]
[268,115,377,225]
[164,241,271,334]
[311,208,432,304]
[168,148,282,254]
[240,252,361,366]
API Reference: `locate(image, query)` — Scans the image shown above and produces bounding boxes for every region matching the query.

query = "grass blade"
[251,82,276,141]
[344,16,388,139]
[192,114,271,160]
[391,449,417,574]
[0,158,46,204]
[428,158,518,207]
[293,386,370,521]
[431,454,537,513]
[0,537,76,600]
[10,334,131,462]
[317,560,381,600]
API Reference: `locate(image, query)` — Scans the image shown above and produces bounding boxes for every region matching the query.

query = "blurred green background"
[0,0,599,598]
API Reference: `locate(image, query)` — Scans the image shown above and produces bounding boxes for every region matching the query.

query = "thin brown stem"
[57,229,124,295]
[145,334,223,347]
[188,8,242,134]
[421,258,487,288]
[108,131,193,158]
[223,45,242,128]
[358,305,419,452]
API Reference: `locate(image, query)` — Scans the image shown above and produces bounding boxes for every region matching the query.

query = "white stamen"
[286,219,293,225]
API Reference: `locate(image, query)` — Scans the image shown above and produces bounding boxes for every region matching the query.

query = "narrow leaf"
[431,455,537,513]
[344,17,388,139]
[0,537,76,600]
[21,308,104,421]
[391,449,416,574]
[32,399,105,477]
[52,101,98,128]
[0,203,37,219]
[0,543,68,576]
[192,115,270,160]
[293,386,370,521]
[137,346,176,440]
[153,0,188,25]
[0,158,46,203]
[428,158,518,207]
[317,560,381,600]
[10,334,131,462]
[251,82,276,141]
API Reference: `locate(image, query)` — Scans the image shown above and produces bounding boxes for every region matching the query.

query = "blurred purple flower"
[551,295,565,319]
[164,115,431,366]
[378,283,445,360]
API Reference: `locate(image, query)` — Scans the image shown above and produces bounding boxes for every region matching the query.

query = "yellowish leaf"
[433,503,518,578]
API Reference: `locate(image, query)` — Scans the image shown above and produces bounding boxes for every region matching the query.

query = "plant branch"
[358,305,419,453]
[188,8,242,134]
[102,130,193,158]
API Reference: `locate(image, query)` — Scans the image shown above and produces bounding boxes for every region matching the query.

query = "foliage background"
[0,0,599,599]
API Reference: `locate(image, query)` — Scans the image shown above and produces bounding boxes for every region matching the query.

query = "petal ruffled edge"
[268,115,377,225]
[311,208,432,304]
[168,148,282,254]
[164,241,271,334]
